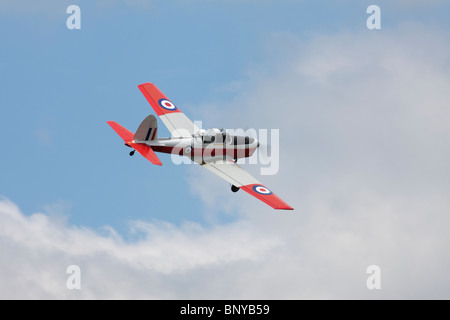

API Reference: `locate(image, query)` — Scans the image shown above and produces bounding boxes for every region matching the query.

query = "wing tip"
[138,82,154,88]
[276,206,294,211]
[240,184,293,211]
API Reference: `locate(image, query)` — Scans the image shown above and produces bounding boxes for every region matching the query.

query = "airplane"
[107,83,293,210]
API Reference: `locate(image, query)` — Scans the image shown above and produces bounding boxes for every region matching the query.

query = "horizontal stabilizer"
[107,121,133,143]
[107,121,162,166]
[128,142,162,166]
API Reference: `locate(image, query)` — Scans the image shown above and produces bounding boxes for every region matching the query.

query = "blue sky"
[0,0,446,230]
[1,0,370,229]
[1,0,450,299]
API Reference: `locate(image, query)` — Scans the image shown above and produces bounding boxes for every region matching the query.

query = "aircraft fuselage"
[134,131,259,163]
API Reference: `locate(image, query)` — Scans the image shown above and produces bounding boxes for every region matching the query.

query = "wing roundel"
[138,83,181,116]
[202,160,293,210]
[138,83,199,138]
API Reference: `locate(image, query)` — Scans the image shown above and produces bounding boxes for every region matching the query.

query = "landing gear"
[129,150,135,156]
[231,185,240,193]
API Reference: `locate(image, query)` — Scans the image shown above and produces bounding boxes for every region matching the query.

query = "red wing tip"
[276,206,294,210]
[240,184,293,211]
[138,82,153,87]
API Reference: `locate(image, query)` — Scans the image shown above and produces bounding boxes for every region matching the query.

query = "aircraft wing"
[202,160,293,210]
[138,83,199,138]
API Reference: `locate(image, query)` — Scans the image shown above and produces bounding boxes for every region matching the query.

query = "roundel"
[252,185,273,195]
[158,99,177,111]
[185,146,192,154]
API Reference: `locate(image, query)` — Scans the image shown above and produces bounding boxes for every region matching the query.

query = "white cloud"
[188,24,450,298]
[0,197,282,299]
[2,24,450,299]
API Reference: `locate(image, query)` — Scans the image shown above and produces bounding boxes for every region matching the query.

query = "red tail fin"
[107,121,162,166]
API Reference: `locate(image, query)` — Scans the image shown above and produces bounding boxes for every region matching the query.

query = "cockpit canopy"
[232,135,254,145]
[202,134,216,144]
[195,128,255,145]
[194,128,227,144]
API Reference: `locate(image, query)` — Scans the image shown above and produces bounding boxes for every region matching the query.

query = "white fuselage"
[135,129,259,163]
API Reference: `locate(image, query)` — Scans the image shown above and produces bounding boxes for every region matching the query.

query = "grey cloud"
[188,24,450,298]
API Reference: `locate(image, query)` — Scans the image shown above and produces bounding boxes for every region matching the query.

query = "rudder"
[134,115,158,141]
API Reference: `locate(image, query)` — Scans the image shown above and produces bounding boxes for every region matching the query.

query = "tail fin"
[134,115,158,141]
[107,121,162,166]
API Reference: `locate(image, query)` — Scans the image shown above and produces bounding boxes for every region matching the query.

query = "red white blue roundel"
[158,99,177,111]
[252,185,273,195]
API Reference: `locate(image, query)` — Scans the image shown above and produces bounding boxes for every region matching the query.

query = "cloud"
[0,197,283,299]
[2,24,450,299]
[188,24,450,298]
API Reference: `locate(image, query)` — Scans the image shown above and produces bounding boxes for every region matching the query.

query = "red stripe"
[150,146,258,158]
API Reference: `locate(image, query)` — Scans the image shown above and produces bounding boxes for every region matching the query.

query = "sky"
[1,0,450,299]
